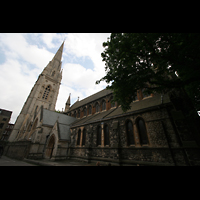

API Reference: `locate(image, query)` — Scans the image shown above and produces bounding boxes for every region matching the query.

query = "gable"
[58,123,71,140]
[42,109,77,127]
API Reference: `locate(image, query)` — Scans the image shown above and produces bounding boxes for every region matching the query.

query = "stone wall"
[2,141,31,160]
[69,107,200,166]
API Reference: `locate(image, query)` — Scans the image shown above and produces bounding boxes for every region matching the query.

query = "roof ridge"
[69,88,113,111]
[78,88,107,103]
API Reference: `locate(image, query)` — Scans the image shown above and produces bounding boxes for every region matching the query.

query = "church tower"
[9,42,64,142]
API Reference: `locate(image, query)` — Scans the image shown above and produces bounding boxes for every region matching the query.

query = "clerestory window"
[102,100,106,111]
[88,105,92,115]
[83,107,87,116]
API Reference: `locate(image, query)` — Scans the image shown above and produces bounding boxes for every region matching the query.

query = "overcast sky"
[0,33,111,123]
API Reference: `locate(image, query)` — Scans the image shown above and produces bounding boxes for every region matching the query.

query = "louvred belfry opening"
[42,86,51,100]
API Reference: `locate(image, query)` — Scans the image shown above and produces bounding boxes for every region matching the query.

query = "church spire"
[52,41,65,63]
[9,41,64,142]
[42,41,65,76]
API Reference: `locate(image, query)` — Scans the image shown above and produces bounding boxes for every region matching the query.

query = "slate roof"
[68,88,113,111]
[42,109,77,141]
[43,109,76,126]
[70,93,171,128]
[58,123,71,140]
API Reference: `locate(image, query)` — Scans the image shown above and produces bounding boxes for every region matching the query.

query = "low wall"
[1,141,31,160]
[68,146,200,166]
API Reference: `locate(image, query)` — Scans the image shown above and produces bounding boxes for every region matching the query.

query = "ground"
[0,156,37,166]
[0,156,98,166]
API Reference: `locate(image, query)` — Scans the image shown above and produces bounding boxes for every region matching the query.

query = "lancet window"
[42,85,51,100]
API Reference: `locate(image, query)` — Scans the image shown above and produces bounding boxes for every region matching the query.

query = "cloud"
[0,33,58,123]
[39,33,64,49]
[0,33,111,123]
[0,58,36,123]
[64,33,109,70]
[62,63,96,88]
[0,33,55,70]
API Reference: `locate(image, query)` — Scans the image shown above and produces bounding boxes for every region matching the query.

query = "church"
[5,42,200,166]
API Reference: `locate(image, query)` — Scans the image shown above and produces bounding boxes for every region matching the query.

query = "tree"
[96,33,200,112]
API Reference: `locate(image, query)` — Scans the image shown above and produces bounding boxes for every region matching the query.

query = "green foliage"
[97,33,200,112]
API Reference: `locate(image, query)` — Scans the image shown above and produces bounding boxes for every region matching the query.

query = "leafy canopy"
[96,33,200,112]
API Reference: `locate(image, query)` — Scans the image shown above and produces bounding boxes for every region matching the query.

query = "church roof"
[42,109,77,141]
[42,109,76,127]
[68,88,113,111]
[70,93,171,128]
[52,41,64,63]
[58,123,71,140]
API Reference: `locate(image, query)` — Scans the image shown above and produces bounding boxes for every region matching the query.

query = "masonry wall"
[69,106,200,166]
[2,141,31,160]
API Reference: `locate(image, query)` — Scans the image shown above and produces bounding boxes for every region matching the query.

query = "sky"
[0,33,111,123]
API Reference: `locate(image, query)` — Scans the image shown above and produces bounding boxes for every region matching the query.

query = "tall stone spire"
[42,41,65,75]
[8,42,65,142]
[52,41,65,64]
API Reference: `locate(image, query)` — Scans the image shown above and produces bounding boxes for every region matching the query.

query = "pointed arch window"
[34,105,38,119]
[88,105,92,115]
[42,85,51,100]
[136,117,148,145]
[142,89,149,99]
[97,126,101,146]
[52,71,55,77]
[126,120,135,146]
[82,128,86,146]
[110,96,115,108]
[104,124,109,146]
[74,111,77,118]
[83,107,87,116]
[77,129,81,146]
[77,109,80,118]
[95,103,99,113]
[102,100,106,111]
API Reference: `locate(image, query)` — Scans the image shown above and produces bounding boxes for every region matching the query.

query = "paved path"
[0,156,37,166]
[0,156,108,166]
[24,158,97,166]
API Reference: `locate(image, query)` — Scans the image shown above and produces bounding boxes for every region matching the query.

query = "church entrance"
[46,135,55,159]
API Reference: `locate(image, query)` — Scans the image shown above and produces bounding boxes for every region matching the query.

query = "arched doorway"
[46,135,55,159]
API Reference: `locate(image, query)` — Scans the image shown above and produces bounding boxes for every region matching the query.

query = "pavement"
[24,158,97,166]
[0,156,111,166]
[0,156,38,166]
